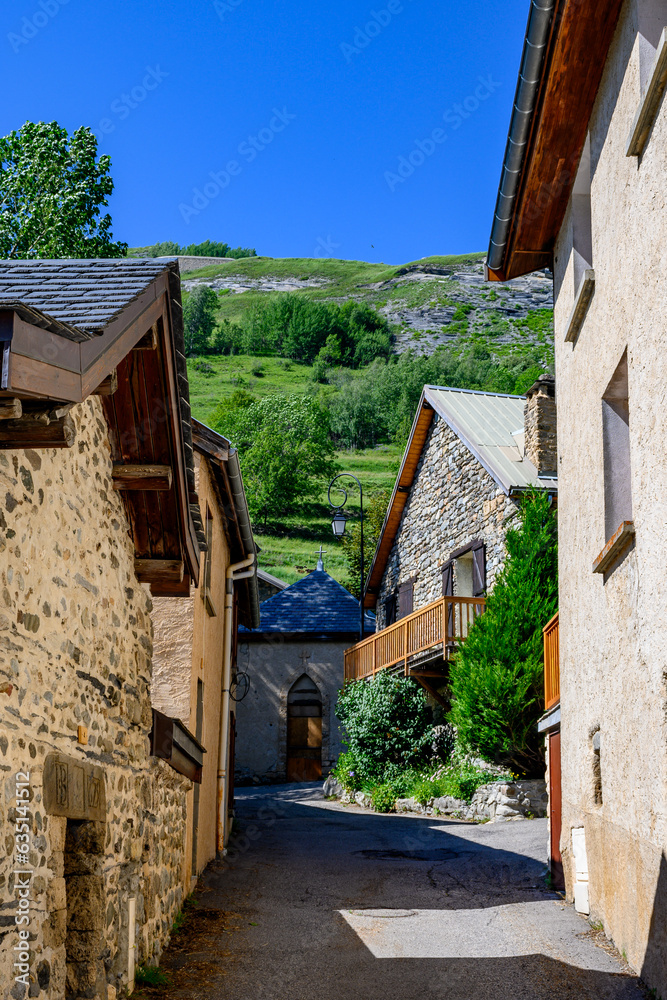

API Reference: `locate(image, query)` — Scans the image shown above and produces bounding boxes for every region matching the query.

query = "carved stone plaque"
[43,753,106,821]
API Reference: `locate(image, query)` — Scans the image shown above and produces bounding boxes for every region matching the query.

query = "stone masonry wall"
[376,414,518,628]
[0,398,189,1000]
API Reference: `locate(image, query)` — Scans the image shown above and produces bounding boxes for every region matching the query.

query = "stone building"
[364,382,557,633]
[151,418,259,890]
[235,557,374,783]
[486,0,667,991]
[0,259,207,999]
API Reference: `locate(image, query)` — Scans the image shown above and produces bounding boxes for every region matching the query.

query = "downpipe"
[217,552,255,854]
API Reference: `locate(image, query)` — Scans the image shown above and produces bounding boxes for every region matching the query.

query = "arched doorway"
[287,674,322,782]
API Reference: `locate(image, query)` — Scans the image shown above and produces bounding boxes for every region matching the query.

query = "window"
[384,594,397,627]
[571,134,593,294]
[397,580,414,619]
[445,541,486,599]
[636,0,667,92]
[602,352,632,542]
[201,506,216,616]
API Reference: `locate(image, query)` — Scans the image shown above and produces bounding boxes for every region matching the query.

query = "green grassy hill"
[183,253,554,588]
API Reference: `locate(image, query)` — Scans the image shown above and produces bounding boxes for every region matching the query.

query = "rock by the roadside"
[432,795,468,815]
[323,775,344,798]
[354,791,373,808]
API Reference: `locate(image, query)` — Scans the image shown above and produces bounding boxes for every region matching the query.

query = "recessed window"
[602,352,632,542]
[636,0,667,92]
[571,134,593,294]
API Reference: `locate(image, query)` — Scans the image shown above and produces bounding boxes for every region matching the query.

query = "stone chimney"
[524,375,557,476]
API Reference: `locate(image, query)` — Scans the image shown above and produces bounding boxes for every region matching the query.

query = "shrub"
[250,361,265,377]
[370,783,397,813]
[332,750,362,792]
[448,490,557,775]
[135,965,171,988]
[335,672,434,785]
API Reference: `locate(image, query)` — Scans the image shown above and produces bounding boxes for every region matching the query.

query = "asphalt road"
[163,783,647,1000]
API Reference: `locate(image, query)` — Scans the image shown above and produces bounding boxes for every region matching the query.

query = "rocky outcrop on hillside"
[182,256,553,359]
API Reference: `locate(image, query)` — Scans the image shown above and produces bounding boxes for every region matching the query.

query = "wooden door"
[286,675,322,782]
[549,729,564,889]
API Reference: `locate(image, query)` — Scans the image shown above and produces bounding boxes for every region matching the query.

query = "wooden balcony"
[543,611,559,709]
[344,596,485,683]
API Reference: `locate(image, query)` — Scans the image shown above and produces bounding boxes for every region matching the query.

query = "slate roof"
[240,570,375,636]
[0,258,175,337]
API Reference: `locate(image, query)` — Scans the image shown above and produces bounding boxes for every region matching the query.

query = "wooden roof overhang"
[486,0,625,282]
[363,392,434,609]
[0,266,204,596]
[191,419,260,630]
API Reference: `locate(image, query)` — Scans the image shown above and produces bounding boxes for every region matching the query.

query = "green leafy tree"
[341,489,391,598]
[218,394,338,524]
[448,490,558,776]
[335,672,434,785]
[0,121,127,258]
[183,285,218,355]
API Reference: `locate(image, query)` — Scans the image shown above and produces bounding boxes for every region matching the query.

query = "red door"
[549,729,564,889]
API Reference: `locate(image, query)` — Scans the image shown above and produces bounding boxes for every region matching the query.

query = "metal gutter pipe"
[217,551,256,853]
[487,0,556,273]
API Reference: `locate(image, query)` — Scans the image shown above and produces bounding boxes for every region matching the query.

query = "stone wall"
[376,414,518,628]
[552,1,667,991]
[524,376,557,476]
[0,398,189,1000]
[235,638,346,782]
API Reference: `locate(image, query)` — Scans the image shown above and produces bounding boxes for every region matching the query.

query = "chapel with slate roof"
[235,555,374,784]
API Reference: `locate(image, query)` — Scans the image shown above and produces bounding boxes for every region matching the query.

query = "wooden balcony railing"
[543,611,560,710]
[344,596,485,682]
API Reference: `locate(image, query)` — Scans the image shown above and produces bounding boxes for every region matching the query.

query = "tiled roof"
[0,258,174,336]
[240,570,375,635]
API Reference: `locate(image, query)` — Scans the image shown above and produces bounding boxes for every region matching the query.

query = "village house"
[344,382,557,700]
[151,417,259,890]
[0,258,208,1000]
[486,0,667,991]
[235,554,374,784]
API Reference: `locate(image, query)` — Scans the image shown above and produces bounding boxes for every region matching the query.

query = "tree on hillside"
[0,121,127,258]
[448,490,558,776]
[183,285,218,355]
[221,394,338,525]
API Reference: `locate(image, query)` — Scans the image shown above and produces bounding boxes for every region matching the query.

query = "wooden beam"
[113,464,173,492]
[92,370,118,396]
[134,559,184,584]
[413,675,449,710]
[0,399,22,421]
[132,324,158,351]
[0,413,75,449]
[150,574,191,597]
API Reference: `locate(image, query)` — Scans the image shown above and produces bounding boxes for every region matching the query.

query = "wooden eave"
[487,0,625,282]
[0,275,202,592]
[191,418,260,630]
[363,392,434,609]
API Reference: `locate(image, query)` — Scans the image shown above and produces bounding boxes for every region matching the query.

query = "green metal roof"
[424,385,558,495]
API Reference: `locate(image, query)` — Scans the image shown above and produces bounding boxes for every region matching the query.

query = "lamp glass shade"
[331,512,348,537]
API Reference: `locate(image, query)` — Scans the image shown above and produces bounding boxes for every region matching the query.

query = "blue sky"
[3,0,527,263]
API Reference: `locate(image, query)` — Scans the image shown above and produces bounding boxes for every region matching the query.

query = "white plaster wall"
[552,0,667,986]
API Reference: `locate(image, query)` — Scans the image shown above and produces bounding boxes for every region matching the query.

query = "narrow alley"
[150,785,647,1000]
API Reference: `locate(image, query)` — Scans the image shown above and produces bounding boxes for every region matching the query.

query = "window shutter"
[384,595,396,627]
[441,561,454,597]
[472,543,486,597]
[397,580,414,619]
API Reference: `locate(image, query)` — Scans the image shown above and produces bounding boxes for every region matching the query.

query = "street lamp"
[328,473,365,641]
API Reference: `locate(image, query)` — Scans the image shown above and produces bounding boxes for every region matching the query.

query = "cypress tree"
[448,490,558,776]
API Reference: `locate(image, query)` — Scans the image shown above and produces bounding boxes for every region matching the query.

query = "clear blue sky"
[4,0,527,263]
